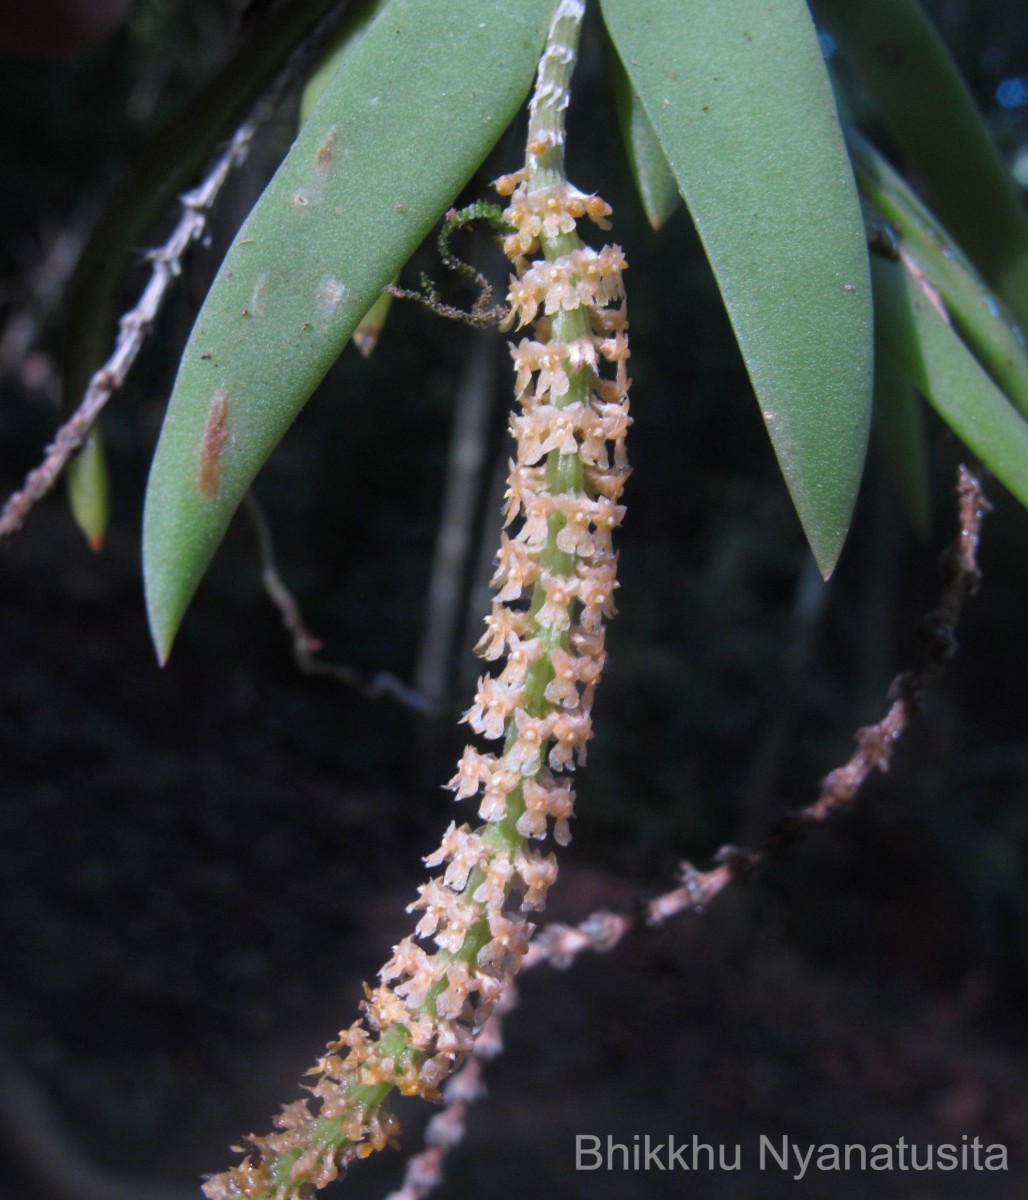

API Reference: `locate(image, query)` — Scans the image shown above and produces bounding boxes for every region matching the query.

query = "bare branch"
[243,492,438,714]
[649,464,991,925]
[0,2,350,542]
[514,468,990,947]
[386,466,991,1200]
[0,214,91,392]
[413,336,497,709]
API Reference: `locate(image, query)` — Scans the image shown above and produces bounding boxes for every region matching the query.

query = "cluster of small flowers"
[454,166,630,816]
[363,169,631,1042]
[203,167,629,1200]
[363,169,631,1094]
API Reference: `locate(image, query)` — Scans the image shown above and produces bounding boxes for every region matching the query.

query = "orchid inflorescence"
[203,3,630,1196]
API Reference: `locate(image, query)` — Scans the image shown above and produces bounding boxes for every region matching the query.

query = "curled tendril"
[386,202,515,328]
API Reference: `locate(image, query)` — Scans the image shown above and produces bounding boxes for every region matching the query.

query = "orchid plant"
[2,0,1026,1198]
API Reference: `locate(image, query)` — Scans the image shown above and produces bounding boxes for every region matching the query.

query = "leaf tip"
[145,584,179,669]
[143,502,189,670]
[67,428,110,553]
[805,521,845,581]
[353,323,383,357]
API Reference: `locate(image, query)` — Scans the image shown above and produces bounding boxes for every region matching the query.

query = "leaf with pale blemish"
[61,0,346,550]
[198,389,231,499]
[600,0,873,577]
[143,0,555,662]
[300,7,400,358]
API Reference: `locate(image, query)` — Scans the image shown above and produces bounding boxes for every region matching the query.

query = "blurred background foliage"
[1,3,1028,1198]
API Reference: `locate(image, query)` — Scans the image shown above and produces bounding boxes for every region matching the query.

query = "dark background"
[1,2,1027,1198]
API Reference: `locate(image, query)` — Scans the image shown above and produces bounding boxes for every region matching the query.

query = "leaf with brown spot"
[143,0,556,662]
[198,390,230,499]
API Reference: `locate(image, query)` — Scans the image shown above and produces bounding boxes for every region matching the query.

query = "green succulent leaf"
[298,0,390,123]
[143,0,554,662]
[351,287,394,358]
[600,0,873,578]
[299,2,397,358]
[871,252,1028,511]
[610,51,680,231]
[811,0,1028,331]
[851,131,1028,422]
[873,348,931,538]
[62,0,346,550]
[66,428,110,553]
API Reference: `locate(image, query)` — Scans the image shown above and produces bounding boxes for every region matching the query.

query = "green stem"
[526,0,586,186]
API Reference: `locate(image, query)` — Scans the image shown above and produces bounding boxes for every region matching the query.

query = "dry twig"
[0,2,349,542]
[649,464,990,923]
[413,337,497,711]
[0,216,91,391]
[387,465,990,1200]
[244,492,437,713]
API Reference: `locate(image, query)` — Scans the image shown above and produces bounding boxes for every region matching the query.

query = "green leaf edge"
[298,0,391,124]
[850,130,1028,422]
[810,0,1028,331]
[609,49,680,231]
[599,0,873,577]
[871,252,1028,512]
[143,0,555,663]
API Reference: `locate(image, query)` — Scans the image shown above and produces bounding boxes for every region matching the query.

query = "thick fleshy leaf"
[610,52,680,231]
[62,0,345,548]
[299,3,398,357]
[600,0,873,577]
[812,0,1028,332]
[351,288,394,358]
[66,427,110,552]
[871,253,1028,512]
[298,0,391,123]
[144,0,554,661]
[851,130,1028,422]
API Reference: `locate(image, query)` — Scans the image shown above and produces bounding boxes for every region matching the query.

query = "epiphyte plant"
[139,0,1028,656]
[6,0,1024,598]
[2,0,1027,1196]
[200,3,631,1193]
